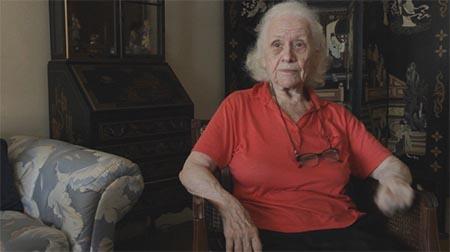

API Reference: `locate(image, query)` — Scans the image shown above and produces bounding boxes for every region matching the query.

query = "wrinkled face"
[263,15,312,89]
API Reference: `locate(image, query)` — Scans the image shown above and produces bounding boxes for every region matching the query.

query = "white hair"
[245,0,329,87]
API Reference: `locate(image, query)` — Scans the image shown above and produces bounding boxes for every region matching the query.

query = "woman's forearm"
[179,151,234,210]
[370,155,412,184]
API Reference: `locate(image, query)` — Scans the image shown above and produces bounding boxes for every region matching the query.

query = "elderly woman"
[179,1,413,251]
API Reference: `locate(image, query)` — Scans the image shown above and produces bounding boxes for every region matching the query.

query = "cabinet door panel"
[121,0,164,60]
[67,0,119,58]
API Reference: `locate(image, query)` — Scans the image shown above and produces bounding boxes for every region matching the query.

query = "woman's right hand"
[179,151,262,251]
[218,196,262,252]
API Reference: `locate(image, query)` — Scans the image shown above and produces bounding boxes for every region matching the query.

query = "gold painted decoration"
[367,44,388,88]
[388,107,405,117]
[383,0,390,26]
[435,45,447,58]
[435,29,448,42]
[387,0,432,34]
[433,72,445,118]
[389,73,406,98]
[229,52,238,61]
[366,54,390,101]
[241,0,268,18]
[430,161,443,173]
[430,146,443,157]
[438,0,448,18]
[99,118,191,141]
[388,120,427,157]
[386,121,402,153]
[316,83,345,102]
[431,131,443,142]
[405,62,427,131]
[366,87,388,101]
[321,9,349,72]
[51,85,79,144]
[387,139,397,152]
[229,39,238,48]
[406,131,426,156]
[367,106,389,141]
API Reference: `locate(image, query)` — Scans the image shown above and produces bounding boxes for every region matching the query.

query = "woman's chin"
[273,78,304,89]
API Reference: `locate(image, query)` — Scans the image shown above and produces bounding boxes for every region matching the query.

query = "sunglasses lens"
[298,154,319,167]
[322,148,340,161]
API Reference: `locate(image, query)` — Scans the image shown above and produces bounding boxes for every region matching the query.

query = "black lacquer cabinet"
[48,0,193,245]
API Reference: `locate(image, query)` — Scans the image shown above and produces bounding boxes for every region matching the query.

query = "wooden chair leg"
[193,196,208,251]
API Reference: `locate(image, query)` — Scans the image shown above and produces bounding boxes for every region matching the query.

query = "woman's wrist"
[373,156,412,185]
[211,188,238,212]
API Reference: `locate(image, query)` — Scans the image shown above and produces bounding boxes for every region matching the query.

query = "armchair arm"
[91,173,143,252]
[193,196,208,252]
[386,191,440,251]
[8,136,144,252]
[192,168,231,252]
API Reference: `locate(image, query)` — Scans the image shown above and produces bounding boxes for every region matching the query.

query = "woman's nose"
[281,45,296,63]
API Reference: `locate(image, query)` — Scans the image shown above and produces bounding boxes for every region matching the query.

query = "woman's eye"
[272,41,281,48]
[295,42,305,48]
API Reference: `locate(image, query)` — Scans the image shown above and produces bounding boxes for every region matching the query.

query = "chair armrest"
[91,174,144,251]
[193,196,208,252]
[351,177,441,251]
[8,136,144,252]
[387,191,441,251]
[192,167,232,251]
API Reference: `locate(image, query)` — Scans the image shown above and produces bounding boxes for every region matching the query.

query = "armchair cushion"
[0,139,23,211]
[0,210,69,251]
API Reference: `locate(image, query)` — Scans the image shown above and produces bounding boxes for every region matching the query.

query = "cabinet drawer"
[97,136,191,161]
[98,117,191,142]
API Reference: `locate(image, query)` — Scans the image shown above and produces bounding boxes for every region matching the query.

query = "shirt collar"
[258,81,329,111]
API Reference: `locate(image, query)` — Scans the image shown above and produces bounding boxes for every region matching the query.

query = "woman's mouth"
[278,69,299,74]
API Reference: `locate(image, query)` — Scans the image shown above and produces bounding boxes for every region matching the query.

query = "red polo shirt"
[193,82,391,233]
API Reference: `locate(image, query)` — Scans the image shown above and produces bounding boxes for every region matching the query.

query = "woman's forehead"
[267,15,311,38]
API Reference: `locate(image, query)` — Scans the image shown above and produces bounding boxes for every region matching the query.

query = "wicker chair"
[190,120,441,252]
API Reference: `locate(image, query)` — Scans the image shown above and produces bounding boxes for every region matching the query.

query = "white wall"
[166,0,224,120]
[0,0,51,138]
[0,0,224,139]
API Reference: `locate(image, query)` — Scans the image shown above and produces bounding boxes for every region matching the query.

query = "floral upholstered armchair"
[0,136,144,251]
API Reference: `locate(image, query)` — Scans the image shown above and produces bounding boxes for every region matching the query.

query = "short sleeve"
[192,94,238,168]
[344,109,392,178]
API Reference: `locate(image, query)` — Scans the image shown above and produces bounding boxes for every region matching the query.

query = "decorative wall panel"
[363,0,448,233]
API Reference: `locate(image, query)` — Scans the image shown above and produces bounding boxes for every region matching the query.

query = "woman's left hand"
[371,155,414,216]
[374,177,414,216]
